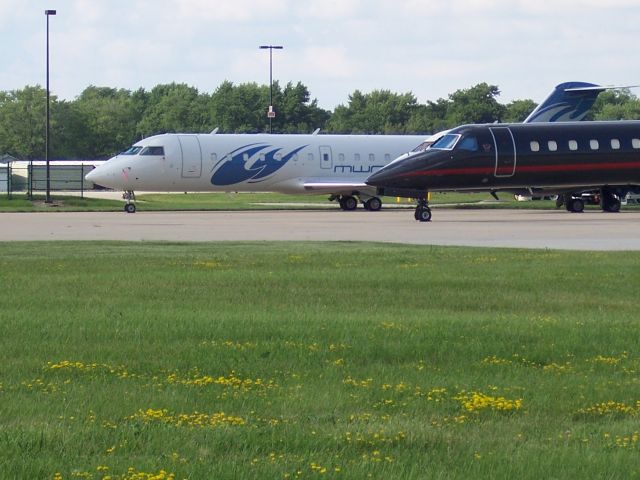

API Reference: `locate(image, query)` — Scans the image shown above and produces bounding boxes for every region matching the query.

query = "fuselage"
[367,121,640,195]
[86,133,428,196]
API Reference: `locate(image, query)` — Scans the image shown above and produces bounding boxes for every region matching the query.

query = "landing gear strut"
[123,190,136,213]
[414,198,432,222]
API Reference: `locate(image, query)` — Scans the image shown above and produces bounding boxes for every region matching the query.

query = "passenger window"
[457,136,479,152]
[338,153,345,162]
[369,154,375,162]
[274,152,282,161]
[308,153,314,162]
[354,153,361,162]
[611,139,621,150]
[530,141,540,152]
[633,139,640,149]
[547,141,557,152]
[385,154,391,162]
[568,140,578,151]
[590,140,599,150]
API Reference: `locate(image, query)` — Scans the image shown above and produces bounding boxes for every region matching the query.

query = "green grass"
[0,191,623,213]
[2,242,640,479]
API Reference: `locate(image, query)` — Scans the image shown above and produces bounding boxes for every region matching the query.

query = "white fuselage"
[85,133,429,197]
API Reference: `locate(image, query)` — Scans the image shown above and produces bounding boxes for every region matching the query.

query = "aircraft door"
[319,146,332,170]
[490,127,516,177]
[178,135,203,178]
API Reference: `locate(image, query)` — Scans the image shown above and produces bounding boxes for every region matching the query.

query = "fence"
[0,163,9,197]
[4,161,103,198]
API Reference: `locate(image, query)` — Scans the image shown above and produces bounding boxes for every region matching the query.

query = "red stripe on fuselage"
[401,161,640,179]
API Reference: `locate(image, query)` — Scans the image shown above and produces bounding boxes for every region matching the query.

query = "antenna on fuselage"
[312,128,320,135]
[210,127,219,134]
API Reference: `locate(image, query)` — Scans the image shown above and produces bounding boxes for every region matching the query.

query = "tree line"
[1,81,639,160]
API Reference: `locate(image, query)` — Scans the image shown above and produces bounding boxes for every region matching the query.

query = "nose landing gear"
[123,190,136,213]
[414,198,432,222]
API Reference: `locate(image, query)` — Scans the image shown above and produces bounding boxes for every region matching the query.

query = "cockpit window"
[121,146,143,155]
[457,136,479,152]
[411,140,434,152]
[430,134,460,150]
[139,146,165,156]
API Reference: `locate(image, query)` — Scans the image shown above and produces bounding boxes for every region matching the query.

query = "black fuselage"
[367,122,640,197]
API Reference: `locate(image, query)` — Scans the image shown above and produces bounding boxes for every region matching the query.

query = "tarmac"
[2,208,640,250]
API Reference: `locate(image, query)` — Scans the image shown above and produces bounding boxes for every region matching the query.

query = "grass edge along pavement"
[1,241,640,479]
[3,191,630,212]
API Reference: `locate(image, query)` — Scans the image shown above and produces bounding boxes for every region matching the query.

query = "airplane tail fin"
[524,81,607,123]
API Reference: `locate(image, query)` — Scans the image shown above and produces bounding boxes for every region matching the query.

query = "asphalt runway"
[2,208,640,250]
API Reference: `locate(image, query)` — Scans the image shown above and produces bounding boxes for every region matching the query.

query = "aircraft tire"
[569,198,584,213]
[602,191,621,212]
[364,197,382,212]
[608,199,621,213]
[342,196,358,211]
[124,203,136,213]
[415,206,432,222]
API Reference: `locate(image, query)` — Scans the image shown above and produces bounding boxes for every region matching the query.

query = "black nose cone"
[367,151,426,188]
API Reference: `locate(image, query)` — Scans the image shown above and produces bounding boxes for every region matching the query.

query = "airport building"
[0,155,105,196]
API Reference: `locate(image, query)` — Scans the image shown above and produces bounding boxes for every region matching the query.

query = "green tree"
[445,83,505,125]
[137,83,209,136]
[0,85,49,159]
[503,99,537,123]
[272,81,330,133]
[406,98,451,134]
[327,90,418,134]
[72,86,143,158]
[591,89,640,120]
[209,81,268,133]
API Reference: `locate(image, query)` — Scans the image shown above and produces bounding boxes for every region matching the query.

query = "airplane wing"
[303,179,372,194]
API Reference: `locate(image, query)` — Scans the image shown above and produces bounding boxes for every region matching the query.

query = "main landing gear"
[562,193,585,213]
[123,190,136,213]
[558,189,621,213]
[414,198,432,222]
[331,194,382,211]
[601,188,621,213]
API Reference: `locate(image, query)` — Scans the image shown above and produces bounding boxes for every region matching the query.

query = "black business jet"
[366,121,640,221]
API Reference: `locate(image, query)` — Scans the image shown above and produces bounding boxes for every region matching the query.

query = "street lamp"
[259,45,283,134]
[45,9,56,203]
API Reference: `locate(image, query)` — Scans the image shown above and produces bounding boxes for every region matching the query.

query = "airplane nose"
[366,169,389,187]
[85,168,97,182]
[366,160,413,187]
[85,165,111,188]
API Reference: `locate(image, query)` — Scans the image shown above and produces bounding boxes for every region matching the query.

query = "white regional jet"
[86,130,429,212]
[85,82,613,213]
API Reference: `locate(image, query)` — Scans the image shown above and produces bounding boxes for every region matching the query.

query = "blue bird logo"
[211,143,307,186]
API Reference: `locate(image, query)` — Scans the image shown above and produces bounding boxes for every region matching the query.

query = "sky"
[1,0,639,110]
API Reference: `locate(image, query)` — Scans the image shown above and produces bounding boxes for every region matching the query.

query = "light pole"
[259,45,283,134]
[45,9,56,203]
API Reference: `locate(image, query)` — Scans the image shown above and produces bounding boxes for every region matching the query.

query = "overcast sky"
[1,0,639,110]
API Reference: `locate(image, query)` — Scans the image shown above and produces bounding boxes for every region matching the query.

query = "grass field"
[0,191,583,213]
[2,242,640,479]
